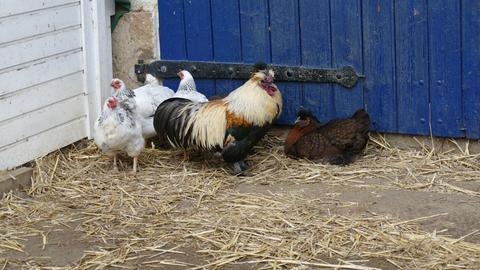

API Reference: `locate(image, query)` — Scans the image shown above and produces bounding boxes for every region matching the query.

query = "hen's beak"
[294,117,301,125]
[294,117,310,128]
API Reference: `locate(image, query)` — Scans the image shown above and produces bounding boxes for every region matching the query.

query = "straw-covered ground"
[1,130,480,269]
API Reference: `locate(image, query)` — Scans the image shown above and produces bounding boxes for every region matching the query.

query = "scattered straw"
[0,133,479,269]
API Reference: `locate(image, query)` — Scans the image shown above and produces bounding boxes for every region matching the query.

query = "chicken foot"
[128,156,138,176]
[112,154,119,173]
[182,150,189,161]
[232,160,251,176]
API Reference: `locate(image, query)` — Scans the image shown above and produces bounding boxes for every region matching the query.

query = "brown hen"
[284,108,371,165]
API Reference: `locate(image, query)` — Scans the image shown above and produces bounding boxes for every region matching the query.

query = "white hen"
[94,88,144,174]
[111,75,174,139]
[173,70,208,103]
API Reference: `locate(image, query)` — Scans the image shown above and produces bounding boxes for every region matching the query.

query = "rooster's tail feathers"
[153,98,227,149]
[153,98,190,147]
[186,101,227,149]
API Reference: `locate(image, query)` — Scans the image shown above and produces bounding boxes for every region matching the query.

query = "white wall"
[0,0,114,170]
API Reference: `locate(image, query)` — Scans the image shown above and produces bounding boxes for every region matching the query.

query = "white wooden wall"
[0,0,114,170]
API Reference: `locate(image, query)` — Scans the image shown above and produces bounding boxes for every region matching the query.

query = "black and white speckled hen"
[93,85,144,175]
[284,108,371,165]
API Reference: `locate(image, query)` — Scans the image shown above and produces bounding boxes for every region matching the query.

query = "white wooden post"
[81,0,115,138]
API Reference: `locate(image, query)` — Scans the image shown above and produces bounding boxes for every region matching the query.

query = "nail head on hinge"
[285,69,293,78]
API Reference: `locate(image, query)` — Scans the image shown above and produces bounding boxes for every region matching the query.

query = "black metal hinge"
[135,60,364,88]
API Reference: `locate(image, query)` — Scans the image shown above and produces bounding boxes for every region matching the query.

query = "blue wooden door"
[158,0,480,139]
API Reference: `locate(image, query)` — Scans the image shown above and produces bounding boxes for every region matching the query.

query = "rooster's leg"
[182,150,189,161]
[233,162,243,175]
[112,154,119,172]
[238,160,249,170]
[232,160,253,176]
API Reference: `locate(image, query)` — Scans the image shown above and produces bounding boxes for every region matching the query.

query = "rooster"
[153,62,282,174]
[173,70,208,102]
[284,108,370,165]
[93,87,144,174]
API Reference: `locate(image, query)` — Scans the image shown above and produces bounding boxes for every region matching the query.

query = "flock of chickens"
[93,62,371,176]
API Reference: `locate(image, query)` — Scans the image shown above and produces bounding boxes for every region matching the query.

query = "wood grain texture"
[0,3,81,44]
[211,0,243,96]
[462,0,480,139]
[183,0,215,97]
[0,0,78,18]
[299,0,334,123]
[362,0,397,132]
[395,0,430,135]
[158,0,186,90]
[239,0,270,63]
[330,0,364,118]
[270,0,302,124]
[428,0,462,137]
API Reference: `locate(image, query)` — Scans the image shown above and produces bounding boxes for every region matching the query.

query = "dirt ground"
[1,129,480,269]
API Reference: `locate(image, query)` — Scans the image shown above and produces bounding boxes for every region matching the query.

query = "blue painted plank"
[269,0,302,124]
[158,0,186,90]
[239,0,270,63]
[330,0,364,118]
[429,0,462,137]
[395,0,430,135]
[299,0,334,123]
[183,0,215,97]
[462,1,480,139]
[362,0,397,133]
[211,0,243,96]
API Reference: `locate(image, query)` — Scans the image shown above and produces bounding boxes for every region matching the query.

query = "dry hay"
[1,133,480,269]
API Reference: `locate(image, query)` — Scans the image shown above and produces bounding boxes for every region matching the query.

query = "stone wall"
[111,0,158,88]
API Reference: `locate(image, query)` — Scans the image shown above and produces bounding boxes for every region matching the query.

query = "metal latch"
[135,60,364,88]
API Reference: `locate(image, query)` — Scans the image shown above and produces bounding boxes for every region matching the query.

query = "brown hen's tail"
[351,109,371,134]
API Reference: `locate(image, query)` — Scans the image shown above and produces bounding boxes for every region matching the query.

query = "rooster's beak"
[265,75,273,84]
